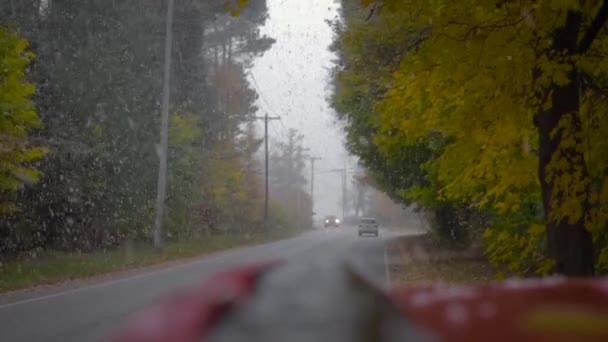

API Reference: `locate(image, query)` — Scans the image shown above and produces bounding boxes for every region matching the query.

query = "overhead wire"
[250,70,281,118]
[250,69,288,140]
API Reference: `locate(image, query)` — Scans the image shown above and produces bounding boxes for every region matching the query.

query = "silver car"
[358,217,379,237]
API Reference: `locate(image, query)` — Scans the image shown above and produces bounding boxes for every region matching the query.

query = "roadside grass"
[0,229,299,293]
[387,234,498,285]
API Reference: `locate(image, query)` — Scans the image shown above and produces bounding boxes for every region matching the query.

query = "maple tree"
[350,0,608,275]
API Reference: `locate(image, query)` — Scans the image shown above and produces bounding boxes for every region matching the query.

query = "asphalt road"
[0,226,405,342]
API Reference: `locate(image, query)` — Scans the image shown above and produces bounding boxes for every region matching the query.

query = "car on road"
[323,215,341,228]
[358,217,379,237]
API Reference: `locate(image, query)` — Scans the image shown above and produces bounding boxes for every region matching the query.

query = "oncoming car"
[323,215,340,228]
[358,217,379,237]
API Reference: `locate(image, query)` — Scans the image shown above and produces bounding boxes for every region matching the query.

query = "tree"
[331,0,608,275]
[329,0,434,206]
[268,129,313,229]
[369,0,608,275]
[0,28,43,212]
[0,1,275,258]
[330,0,477,245]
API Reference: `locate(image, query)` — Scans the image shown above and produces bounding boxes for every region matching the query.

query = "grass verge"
[387,234,498,285]
[0,229,299,293]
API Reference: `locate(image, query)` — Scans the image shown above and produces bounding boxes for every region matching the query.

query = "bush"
[482,195,552,276]
[424,202,488,249]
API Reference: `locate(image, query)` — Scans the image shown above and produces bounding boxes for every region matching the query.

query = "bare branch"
[577,1,608,53]
[445,10,532,41]
[365,4,376,22]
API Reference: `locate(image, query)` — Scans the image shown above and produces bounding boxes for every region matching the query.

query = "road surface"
[0,227,408,342]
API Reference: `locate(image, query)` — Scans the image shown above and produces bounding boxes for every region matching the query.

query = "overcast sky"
[250,0,355,219]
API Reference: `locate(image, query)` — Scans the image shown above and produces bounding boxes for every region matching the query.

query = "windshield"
[1,1,608,341]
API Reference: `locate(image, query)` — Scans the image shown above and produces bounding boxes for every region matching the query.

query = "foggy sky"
[250,0,354,220]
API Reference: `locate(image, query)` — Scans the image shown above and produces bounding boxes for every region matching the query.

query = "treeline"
[331,0,608,276]
[268,128,314,231]
[0,0,294,259]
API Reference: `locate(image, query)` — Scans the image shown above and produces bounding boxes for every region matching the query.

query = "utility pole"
[354,173,366,216]
[309,157,321,217]
[254,113,280,228]
[153,0,175,249]
[294,147,310,229]
[326,166,351,221]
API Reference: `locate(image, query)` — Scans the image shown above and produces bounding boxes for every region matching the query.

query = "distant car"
[324,215,341,228]
[358,217,379,237]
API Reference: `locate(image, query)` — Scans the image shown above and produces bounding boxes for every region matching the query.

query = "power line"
[249,70,288,140]
[250,70,282,118]
[267,120,281,137]
[316,167,351,219]
[316,167,357,174]
[270,119,286,139]
[277,117,289,139]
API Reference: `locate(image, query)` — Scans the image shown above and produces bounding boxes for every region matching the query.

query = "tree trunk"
[535,11,594,276]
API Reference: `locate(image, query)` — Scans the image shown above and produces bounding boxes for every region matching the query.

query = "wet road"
[0,226,407,342]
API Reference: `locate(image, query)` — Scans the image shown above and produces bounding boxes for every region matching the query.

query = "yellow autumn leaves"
[0,28,45,212]
[350,0,608,273]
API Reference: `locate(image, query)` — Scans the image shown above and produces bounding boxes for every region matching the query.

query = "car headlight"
[325,220,329,223]
[335,219,340,224]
